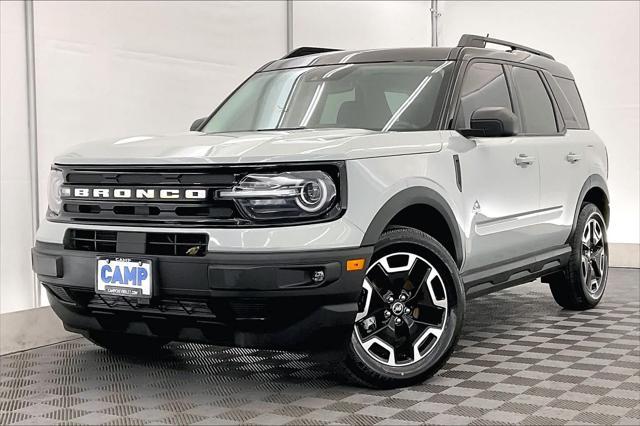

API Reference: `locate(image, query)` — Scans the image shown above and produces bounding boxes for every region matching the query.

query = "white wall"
[292,1,431,49]
[440,0,640,245]
[0,1,34,313]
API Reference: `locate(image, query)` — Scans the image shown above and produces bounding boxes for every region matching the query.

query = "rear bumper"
[33,242,372,351]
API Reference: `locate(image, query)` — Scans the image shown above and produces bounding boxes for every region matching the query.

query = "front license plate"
[96,257,152,298]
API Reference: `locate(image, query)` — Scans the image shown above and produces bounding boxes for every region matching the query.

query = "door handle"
[566,152,582,163]
[515,153,536,166]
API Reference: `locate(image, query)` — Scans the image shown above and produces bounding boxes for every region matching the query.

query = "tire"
[339,227,465,389]
[547,203,609,310]
[86,331,168,355]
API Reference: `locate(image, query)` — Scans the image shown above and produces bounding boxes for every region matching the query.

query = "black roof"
[261,34,574,79]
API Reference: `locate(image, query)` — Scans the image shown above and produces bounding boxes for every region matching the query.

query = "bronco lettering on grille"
[62,187,207,200]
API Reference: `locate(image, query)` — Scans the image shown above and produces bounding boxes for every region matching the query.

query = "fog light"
[311,270,325,283]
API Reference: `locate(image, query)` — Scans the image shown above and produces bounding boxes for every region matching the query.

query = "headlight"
[218,171,338,220]
[47,169,64,215]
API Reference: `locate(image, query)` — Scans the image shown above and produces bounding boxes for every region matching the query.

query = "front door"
[451,134,542,271]
[451,61,543,271]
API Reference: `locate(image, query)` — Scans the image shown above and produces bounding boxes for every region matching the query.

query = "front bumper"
[33,242,372,351]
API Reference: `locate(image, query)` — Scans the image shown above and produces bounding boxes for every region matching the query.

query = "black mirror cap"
[468,107,520,137]
[190,117,207,132]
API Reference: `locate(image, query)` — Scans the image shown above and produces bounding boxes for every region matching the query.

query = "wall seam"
[430,0,440,47]
[24,0,40,307]
[286,0,293,53]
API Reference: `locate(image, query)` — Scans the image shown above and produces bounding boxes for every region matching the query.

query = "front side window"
[512,67,557,134]
[202,61,453,133]
[455,62,512,129]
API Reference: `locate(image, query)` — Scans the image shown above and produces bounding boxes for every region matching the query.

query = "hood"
[54,128,442,165]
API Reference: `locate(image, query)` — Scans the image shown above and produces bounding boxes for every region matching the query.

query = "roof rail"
[281,47,342,59]
[457,34,554,60]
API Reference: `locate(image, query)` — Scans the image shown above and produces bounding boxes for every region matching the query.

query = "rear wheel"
[340,227,465,389]
[86,331,168,355]
[547,203,609,310]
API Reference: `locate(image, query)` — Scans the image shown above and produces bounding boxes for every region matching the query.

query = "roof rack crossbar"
[457,34,554,60]
[282,47,342,59]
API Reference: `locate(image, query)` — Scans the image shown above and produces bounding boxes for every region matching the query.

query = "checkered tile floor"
[2,268,638,425]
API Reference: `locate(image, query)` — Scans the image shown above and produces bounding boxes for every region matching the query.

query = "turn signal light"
[346,258,365,271]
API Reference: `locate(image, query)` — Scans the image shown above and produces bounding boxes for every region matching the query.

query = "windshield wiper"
[256,126,306,131]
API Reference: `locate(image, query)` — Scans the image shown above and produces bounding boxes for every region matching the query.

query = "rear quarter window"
[554,77,589,129]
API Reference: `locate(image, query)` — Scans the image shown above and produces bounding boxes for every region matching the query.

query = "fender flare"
[361,187,464,267]
[567,174,610,243]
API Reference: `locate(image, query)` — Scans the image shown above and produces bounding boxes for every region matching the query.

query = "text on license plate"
[96,258,152,297]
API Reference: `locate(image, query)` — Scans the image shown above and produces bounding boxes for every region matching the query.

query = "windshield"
[202,61,453,133]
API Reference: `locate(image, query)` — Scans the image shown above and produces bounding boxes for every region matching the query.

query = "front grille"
[55,165,245,226]
[65,229,208,257]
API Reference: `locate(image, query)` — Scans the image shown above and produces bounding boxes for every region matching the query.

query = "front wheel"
[340,227,465,389]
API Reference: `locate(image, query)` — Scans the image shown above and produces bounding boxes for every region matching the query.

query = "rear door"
[451,61,542,271]
[541,74,593,244]
[509,66,590,248]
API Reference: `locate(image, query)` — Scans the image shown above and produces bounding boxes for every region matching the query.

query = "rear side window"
[547,76,579,128]
[554,77,589,129]
[455,62,512,129]
[511,67,557,134]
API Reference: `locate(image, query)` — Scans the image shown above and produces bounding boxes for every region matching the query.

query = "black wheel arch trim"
[568,174,609,244]
[361,187,464,267]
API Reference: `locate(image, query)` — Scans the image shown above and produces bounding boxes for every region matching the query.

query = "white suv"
[32,35,609,388]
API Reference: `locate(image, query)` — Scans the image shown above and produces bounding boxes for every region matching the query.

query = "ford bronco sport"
[32,34,610,388]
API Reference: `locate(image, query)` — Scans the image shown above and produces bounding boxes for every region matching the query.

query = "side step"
[462,245,571,299]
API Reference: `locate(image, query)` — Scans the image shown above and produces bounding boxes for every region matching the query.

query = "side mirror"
[190,117,207,132]
[462,107,520,137]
